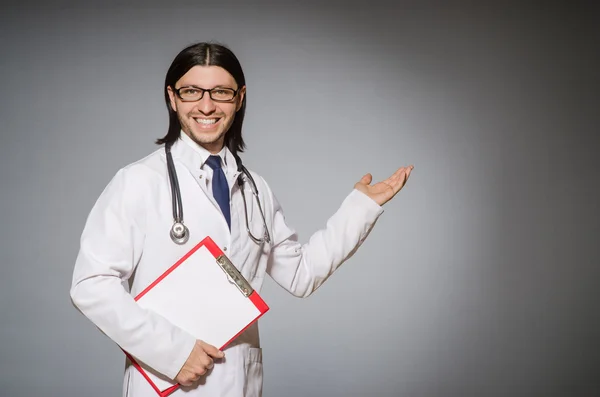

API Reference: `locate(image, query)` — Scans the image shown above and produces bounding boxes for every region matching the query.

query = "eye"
[181,88,199,95]
[211,88,235,100]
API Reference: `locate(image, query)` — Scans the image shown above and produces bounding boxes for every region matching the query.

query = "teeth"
[195,118,217,125]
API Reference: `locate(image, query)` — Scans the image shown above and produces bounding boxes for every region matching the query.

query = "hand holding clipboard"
[175,339,225,387]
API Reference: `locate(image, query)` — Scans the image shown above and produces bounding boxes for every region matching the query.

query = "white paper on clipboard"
[123,236,269,396]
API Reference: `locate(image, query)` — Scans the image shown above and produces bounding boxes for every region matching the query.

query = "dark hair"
[155,42,247,157]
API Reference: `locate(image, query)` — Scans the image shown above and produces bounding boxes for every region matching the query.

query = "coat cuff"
[163,333,197,380]
[347,188,385,220]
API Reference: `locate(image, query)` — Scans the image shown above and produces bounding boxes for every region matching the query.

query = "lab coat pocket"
[244,347,263,397]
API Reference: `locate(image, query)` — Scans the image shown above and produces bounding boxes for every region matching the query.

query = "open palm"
[354,165,414,206]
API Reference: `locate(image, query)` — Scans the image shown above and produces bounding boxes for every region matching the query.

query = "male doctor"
[70,42,413,397]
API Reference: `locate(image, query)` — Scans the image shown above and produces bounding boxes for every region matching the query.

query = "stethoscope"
[165,143,271,246]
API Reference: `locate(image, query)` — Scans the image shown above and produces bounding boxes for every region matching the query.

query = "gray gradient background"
[1,1,598,396]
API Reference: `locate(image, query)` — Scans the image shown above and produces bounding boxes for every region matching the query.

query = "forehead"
[176,65,238,88]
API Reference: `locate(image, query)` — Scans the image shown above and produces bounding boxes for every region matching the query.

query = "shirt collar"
[172,131,238,175]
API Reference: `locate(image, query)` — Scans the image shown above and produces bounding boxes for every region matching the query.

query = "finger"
[389,169,409,193]
[200,341,225,358]
[400,165,414,187]
[400,169,409,189]
[193,361,209,376]
[391,166,406,179]
[358,173,372,186]
[391,166,413,188]
[383,167,406,187]
[202,355,214,370]
[405,165,414,180]
[177,371,194,386]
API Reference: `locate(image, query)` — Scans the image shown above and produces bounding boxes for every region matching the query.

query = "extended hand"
[175,340,224,386]
[354,165,414,206]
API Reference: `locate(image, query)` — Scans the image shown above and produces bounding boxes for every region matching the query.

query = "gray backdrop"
[1,1,598,396]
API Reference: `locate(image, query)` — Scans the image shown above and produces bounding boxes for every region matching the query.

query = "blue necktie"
[205,155,231,230]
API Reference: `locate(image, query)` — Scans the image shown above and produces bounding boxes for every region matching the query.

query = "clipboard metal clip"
[216,255,254,297]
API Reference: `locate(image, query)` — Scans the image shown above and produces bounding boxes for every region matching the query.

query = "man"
[70,42,413,397]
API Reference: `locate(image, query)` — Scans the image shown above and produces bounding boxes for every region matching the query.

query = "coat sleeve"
[264,184,385,298]
[70,167,196,380]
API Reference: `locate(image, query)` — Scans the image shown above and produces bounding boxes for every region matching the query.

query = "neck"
[184,132,225,154]
[200,141,225,155]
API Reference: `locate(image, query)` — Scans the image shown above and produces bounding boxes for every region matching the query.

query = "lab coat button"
[223,246,228,251]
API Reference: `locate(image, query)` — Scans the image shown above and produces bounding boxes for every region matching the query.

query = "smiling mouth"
[194,117,221,125]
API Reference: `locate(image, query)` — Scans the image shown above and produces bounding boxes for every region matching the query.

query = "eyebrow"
[177,84,236,90]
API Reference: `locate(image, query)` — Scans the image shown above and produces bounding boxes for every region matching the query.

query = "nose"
[196,93,217,114]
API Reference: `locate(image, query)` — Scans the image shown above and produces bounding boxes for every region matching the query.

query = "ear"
[167,86,177,112]
[236,86,246,112]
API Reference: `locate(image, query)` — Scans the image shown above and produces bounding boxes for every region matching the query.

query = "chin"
[191,130,225,146]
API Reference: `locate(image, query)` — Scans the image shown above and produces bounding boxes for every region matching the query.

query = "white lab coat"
[70,134,384,397]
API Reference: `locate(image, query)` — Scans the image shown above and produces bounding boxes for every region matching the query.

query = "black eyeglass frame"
[172,85,241,103]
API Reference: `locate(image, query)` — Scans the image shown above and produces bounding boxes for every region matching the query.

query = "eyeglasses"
[174,86,239,102]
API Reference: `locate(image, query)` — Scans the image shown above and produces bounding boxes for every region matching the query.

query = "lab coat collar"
[170,131,239,176]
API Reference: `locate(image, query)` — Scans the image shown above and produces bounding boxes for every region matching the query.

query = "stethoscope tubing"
[165,143,270,246]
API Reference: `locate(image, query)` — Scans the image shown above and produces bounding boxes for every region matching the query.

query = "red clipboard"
[123,236,269,396]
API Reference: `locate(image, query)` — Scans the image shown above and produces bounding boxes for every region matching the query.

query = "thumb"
[199,341,225,358]
[358,173,372,186]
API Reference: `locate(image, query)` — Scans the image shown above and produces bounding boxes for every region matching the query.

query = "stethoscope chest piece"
[170,222,189,245]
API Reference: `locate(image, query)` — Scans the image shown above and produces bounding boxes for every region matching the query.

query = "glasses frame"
[173,85,240,103]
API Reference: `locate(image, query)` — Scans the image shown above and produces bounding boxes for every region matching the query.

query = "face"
[167,65,245,154]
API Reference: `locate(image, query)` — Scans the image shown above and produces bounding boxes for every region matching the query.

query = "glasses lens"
[178,87,202,101]
[210,88,235,101]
